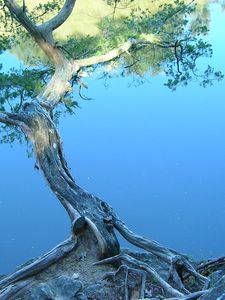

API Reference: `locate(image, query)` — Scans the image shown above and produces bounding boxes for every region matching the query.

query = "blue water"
[0,5,225,274]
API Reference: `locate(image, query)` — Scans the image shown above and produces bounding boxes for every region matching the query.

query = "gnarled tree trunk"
[16,102,120,258]
[0,101,209,299]
[0,0,217,299]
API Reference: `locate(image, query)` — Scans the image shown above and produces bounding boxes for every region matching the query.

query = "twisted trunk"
[0,102,210,299]
[16,102,120,258]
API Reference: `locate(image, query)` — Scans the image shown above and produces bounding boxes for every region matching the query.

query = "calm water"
[0,4,225,274]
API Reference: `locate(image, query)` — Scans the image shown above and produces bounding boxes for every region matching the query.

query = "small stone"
[72,273,80,279]
[76,292,88,300]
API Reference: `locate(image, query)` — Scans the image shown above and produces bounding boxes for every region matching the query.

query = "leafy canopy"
[0,0,224,144]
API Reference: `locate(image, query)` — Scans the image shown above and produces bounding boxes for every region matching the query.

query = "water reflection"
[0,2,225,274]
[0,142,70,274]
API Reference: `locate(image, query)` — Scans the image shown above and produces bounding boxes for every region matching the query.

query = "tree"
[0,0,224,299]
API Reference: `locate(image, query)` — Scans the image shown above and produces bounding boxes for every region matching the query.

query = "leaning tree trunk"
[0,101,210,299]
[0,1,214,298]
[16,101,120,258]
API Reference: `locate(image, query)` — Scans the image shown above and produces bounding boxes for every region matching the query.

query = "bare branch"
[0,111,33,141]
[74,40,133,67]
[73,39,177,68]
[3,0,69,66]
[39,0,77,31]
[0,112,22,126]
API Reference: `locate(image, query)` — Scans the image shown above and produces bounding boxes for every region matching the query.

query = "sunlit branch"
[39,0,77,31]
[74,40,133,67]
[73,39,177,68]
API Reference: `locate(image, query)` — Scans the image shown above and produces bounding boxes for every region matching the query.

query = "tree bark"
[0,101,209,298]
[0,1,214,298]
[13,101,120,258]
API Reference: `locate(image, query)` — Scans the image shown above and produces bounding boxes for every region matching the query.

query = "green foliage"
[0,0,223,150]
[0,35,10,54]
[0,125,23,145]
[0,0,223,134]
[0,66,52,112]
[164,38,224,90]
[28,0,63,23]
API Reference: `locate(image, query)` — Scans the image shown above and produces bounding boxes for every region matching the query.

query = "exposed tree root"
[95,253,184,297]
[196,256,225,276]
[0,235,77,291]
[0,279,34,300]
[163,290,208,300]
[112,216,209,290]
[103,264,147,299]
[0,215,212,300]
[0,1,223,300]
[0,103,211,299]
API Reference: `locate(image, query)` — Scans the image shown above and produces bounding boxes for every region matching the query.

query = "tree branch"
[3,0,67,65]
[74,40,133,67]
[73,39,176,68]
[39,0,77,31]
[0,112,33,140]
[0,112,23,126]
[4,0,41,39]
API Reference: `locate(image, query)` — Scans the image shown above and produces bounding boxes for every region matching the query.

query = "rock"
[76,292,88,300]
[83,283,117,300]
[72,273,80,279]
[50,275,82,298]
[25,275,83,300]
[199,275,225,300]
[208,270,225,288]
[28,282,55,300]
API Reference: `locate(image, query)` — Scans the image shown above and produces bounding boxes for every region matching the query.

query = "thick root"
[103,264,146,299]
[113,216,209,292]
[163,290,208,300]
[0,279,33,300]
[0,235,77,291]
[94,253,184,297]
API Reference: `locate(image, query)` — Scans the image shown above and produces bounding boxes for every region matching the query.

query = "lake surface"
[0,4,225,274]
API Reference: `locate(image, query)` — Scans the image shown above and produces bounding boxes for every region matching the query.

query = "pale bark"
[74,40,133,67]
